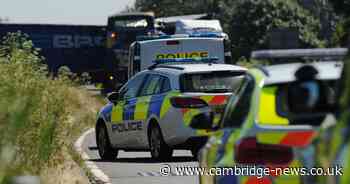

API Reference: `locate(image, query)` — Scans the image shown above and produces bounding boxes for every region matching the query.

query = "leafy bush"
[0,32,100,183]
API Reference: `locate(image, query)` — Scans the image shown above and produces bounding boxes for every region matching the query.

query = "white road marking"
[74,128,112,184]
[138,172,161,177]
[137,171,191,177]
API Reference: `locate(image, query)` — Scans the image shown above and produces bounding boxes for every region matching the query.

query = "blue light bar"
[251,48,348,60]
[136,35,172,41]
[136,32,225,42]
[189,32,224,38]
[153,57,219,64]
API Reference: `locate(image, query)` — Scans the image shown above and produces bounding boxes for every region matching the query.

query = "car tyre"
[96,124,118,161]
[149,124,173,161]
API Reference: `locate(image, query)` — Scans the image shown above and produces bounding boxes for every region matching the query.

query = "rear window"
[180,71,245,93]
[273,80,337,125]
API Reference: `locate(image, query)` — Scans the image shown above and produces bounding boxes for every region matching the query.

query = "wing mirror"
[189,112,216,130]
[107,92,120,105]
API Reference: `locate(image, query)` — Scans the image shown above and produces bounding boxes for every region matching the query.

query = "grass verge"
[0,32,105,183]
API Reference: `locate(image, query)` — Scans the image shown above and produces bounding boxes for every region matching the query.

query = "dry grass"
[0,32,105,184]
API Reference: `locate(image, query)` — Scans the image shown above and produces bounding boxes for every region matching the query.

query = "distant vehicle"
[155,14,209,35]
[0,13,230,92]
[0,12,157,91]
[191,48,346,184]
[0,23,109,83]
[106,12,156,83]
[175,19,227,38]
[128,33,232,79]
[95,58,246,161]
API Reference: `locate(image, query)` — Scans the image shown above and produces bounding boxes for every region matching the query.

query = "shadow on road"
[88,146,197,163]
[88,156,196,164]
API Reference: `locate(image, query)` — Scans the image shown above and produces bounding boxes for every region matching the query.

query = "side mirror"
[107,92,120,105]
[189,112,215,130]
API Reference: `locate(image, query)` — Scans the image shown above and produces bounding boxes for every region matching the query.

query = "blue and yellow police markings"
[110,92,175,133]
[258,86,289,126]
[148,94,166,118]
[134,96,151,120]
[111,101,125,123]
[110,90,229,135]
[124,98,138,120]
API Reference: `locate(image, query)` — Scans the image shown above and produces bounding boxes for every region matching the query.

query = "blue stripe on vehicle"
[216,130,232,163]
[123,98,138,120]
[101,104,113,123]
[148,94,166,118]
[216,175,239,184]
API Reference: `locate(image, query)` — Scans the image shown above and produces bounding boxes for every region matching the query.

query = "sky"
[0,0,135,25]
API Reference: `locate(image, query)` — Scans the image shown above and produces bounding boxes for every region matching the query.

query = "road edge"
[74,128,112,184]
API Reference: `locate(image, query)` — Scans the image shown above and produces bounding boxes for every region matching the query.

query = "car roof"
[264,61,343,85]
[149,63,247,76]
[109,12,154,18]
[137,36,224,43]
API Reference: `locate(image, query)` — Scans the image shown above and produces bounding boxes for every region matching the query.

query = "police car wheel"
[97,124,118,160]
[149,125,173,161]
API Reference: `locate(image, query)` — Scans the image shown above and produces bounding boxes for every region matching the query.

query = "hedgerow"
[0,32,100,183]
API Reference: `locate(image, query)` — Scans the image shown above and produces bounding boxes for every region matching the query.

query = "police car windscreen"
[180,71,244,93]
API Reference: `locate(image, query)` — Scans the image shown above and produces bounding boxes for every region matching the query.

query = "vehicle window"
[133,60,141,76]
[121,73,147,99]
[113,18,149,28]
[180,71,245,93]
[160,76,171,93]
[133,43,141,75]
[139,74,162,96]
[275,80,337,125]
[222,75,255,128]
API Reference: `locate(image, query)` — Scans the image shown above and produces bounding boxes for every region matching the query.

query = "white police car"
[95,58,246,160]
[190,48,346,184]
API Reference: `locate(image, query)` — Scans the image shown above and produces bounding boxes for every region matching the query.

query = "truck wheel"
[149,125,173,161]
[96,124,118,161]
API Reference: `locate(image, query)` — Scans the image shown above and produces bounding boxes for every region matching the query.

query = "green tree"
[219,0,324,59]
[134,0,210,17]
[328,0,350,46]
[328,0,350,16]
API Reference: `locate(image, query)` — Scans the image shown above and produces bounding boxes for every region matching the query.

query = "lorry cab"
[104,12,156,88]
[106,12,155,51]
[128,33,232,79]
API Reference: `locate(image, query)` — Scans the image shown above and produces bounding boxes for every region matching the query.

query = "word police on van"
[156,51,209,59]
[127,33,231,78]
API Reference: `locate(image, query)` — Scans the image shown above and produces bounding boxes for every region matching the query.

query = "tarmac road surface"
[82,130,200,184]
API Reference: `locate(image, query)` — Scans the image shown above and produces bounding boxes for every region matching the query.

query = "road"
[82,130,199,184]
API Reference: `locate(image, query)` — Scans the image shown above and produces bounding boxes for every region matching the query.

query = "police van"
[127,34,232,79]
